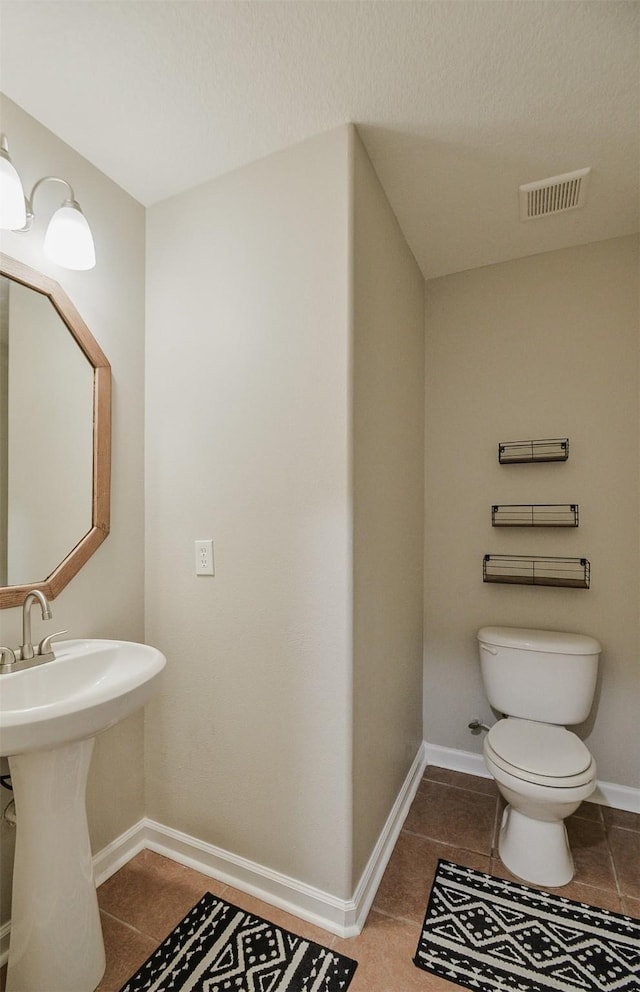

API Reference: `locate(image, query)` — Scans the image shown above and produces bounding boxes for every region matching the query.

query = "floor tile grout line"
[99,901,185,946]
[368,905,423,928]
[606,821,640,835]
[606,834,625,900]
[419,780,498,800]
[99,907,157,943]
[400,825,495,859]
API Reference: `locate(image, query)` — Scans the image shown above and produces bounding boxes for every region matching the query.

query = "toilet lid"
[487,719,593,778]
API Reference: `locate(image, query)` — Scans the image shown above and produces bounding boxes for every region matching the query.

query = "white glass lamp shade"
[0,152,27,229]
[44,199,96,270]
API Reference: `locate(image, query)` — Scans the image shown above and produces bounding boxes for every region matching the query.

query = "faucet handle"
[0,647,17,673]
[37,630,68,656]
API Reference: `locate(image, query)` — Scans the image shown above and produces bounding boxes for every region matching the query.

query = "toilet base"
[498,804,574,887]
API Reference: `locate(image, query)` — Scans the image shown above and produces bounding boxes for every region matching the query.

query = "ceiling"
[1,1,638,280]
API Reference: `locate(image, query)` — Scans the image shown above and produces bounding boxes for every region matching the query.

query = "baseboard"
[90,742,427,941]
[142,817,358,937]
[4,739,633,967]
[589,781,640,814]
[92,817,149,887]
[423,741,490,780]
[0,744,426,961]
[350,741,428,933]
[424,740,640,814]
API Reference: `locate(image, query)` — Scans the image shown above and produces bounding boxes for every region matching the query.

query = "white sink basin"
[0,638,165,756]
[2,638,166,992]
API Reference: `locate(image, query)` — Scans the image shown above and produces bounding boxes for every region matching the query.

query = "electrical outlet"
[195,539,214,576]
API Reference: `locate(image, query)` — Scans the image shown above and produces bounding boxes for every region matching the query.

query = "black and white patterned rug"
[414,859,640,992]
[119,892,357,992]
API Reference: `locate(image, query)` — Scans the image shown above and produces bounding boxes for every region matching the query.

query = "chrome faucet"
[21,589,53,661]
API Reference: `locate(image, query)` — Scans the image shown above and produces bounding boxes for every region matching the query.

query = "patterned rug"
[119,892,357,992]
[414,859,640,992]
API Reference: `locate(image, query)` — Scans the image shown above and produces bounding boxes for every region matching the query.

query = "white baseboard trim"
[423,740,640,814]
[143,818,356,937]
[92,818,149,887]
[589,781,640,814]
[91,742,427,941]
[350,741,427,933]
[0,745,425,963]
[4,740,634,967]
[423,741,489,779]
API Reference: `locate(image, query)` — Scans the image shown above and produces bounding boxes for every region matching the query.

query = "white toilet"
[477,625,601,887]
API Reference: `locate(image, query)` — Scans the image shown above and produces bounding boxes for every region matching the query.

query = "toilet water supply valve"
[468,719,491,734]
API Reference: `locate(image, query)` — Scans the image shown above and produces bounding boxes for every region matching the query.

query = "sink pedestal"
[6,739,106,992]
[0,637,166,989]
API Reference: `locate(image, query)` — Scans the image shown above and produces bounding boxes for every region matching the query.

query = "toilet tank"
[477,626,600,725]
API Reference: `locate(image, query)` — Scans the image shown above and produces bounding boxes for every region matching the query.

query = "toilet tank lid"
[477,626,601,655]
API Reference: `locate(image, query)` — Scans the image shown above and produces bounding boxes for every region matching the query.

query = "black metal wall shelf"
[491,504,579,527]
[483,554,590,588]
[498,438,569,464]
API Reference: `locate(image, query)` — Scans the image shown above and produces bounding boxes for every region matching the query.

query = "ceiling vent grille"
[519,168,590,221]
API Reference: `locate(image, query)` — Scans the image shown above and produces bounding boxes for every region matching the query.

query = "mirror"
[0,253,111,608]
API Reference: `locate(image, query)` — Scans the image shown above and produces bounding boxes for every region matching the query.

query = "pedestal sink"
[0,638,166,992]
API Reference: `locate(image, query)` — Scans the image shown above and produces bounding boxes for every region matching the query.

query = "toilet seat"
[486,719,595,788]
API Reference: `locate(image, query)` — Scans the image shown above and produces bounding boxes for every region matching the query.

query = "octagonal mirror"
[0,253,111,608]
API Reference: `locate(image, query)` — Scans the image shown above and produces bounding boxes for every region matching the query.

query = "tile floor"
[2,765,639,991]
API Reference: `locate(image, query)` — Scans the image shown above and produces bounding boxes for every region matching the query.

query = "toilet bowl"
[483,718,597,886]
[476,626,601,887]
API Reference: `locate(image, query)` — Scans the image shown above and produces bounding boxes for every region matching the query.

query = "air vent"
[519,168,590,221]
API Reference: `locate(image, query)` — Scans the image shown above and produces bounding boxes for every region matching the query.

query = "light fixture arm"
[20,176,78,233]
[0,133,95,269]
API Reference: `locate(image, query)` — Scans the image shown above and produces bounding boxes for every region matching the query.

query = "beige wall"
[424,235,639,789]
[145,124,427,903]
[0,96,146,926]
[145,127,354,898]
[351,130,424,885]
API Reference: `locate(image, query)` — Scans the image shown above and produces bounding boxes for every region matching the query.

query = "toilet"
[477,625,601,887]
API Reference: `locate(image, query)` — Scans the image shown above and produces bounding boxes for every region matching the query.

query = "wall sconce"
[0,133,96,270]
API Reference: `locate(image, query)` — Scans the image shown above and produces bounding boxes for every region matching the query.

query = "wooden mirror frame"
[0,253,111,608]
